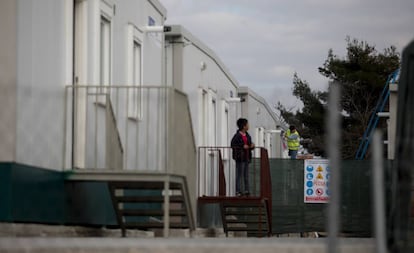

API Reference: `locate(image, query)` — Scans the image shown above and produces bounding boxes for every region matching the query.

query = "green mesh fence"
[249,159,392,236]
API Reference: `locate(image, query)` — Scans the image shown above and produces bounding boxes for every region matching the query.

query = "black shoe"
[244,191,250,196]
[236,192,242,197]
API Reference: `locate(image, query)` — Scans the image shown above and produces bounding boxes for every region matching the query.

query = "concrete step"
[224,210,266,216]
[109,181,182,190]
[226,219,268,224]
[120,209,186,216]
[125,222,189,229]
[0,238,376,253]
[0,223,153,238]
[115,195,184,203]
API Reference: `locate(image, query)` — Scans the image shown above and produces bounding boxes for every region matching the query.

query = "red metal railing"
[197,146,265,197]
[197,146,272,199]
[198,146,273,234]
[218,150,226,196]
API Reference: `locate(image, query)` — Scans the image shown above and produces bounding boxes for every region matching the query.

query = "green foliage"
[277,37,400,158]
[277,73,326,156]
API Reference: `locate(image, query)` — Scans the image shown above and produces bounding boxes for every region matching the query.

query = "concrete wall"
[167,90,197,219]
[0,0,17,162]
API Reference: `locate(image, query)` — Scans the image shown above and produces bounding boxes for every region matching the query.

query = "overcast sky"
[160,0,414,110]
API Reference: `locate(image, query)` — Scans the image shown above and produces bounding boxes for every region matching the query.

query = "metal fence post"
[327,82,341,253]
[373,130,387,253]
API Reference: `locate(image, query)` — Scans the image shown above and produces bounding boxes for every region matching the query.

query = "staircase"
[221,197,271,237]
[198,147,273,237]
[355,69,400,160]
[107,175,195,237]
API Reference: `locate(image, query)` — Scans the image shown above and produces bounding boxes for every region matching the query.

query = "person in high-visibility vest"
[284,125,300,159]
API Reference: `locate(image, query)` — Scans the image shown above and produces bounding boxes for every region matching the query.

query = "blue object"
[355,69,400,160]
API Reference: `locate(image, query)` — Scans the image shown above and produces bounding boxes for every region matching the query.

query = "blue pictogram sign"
[306,165,314,172]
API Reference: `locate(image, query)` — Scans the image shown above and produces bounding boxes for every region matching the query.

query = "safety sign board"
[304,159,330,203]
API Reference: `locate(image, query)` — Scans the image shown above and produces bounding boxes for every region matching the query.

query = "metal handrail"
[198,146,273,234]
[64,85,173,171]
[105,95,124,170]
[64,84,197,237]
[198,146,263,197]
[197,146,272,199]
[355,69,400,159]
[218,150,226,196]
[178,175,196,231]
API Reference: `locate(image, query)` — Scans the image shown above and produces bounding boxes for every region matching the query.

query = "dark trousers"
[236,161,249,194]
[289,149,298,159]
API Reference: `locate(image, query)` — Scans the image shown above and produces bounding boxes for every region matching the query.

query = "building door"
[73,0,114,169]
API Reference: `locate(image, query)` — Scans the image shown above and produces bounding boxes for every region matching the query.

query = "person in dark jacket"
[231,118,255,196]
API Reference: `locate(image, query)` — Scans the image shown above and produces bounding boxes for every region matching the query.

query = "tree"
[277,73,327,156]
[319,37,400,158]
[277,37,400,158]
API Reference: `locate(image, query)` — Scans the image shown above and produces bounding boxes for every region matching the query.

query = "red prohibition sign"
[316,188,324,196]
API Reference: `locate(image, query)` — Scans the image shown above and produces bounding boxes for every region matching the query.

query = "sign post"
[304,159,330,203]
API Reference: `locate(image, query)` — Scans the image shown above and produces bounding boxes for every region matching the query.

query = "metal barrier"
[197,147,271,200]
[64,85,172,171]
[105,96,124,170]
[64,85,198,235]
[197,146,273,235]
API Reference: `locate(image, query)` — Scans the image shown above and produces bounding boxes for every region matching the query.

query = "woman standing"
[231,118,255,196]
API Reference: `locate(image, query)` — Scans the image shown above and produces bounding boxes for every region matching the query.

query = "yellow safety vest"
[286,129,300,151]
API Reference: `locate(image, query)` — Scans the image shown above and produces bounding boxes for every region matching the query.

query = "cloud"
[160,0,414,108]
[268,65,295,79]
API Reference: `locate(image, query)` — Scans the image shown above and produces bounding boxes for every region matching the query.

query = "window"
[128,41,142,118]
[127,24,143,119]
[148,16,156,26]
[100,16,111,86]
